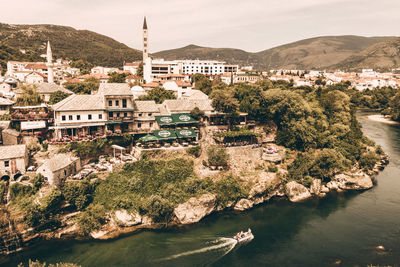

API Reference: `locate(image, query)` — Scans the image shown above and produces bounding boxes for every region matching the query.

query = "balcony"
[11,112,53,121]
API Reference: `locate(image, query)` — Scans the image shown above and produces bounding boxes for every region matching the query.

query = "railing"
[10,112,52,121]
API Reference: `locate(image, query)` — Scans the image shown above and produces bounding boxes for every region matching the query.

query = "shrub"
[0,181,6,203]
[41,142,48,152]
[24,204,45,227]
[41,189,62,212]
[10,183,33,201]
[267,164,278,172]
[62,180,95,211]
[32,174,45,192]
[207,145,229,167]
[213,175,247,207]
[139,195,174,224]
[359,152,380,170]
[76,204,106,235]
[187,145,201,158]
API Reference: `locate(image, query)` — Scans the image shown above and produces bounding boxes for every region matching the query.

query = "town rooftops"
[181,89,208,100]
[0,144,26,160]
[52,94,105,111]
[134,100,159,113]
[97,83,132,96]
[124,62,140,67]
[38,153,78,172]
[163,99,214,113]
[36,83,73,95]
[25,63,48,69]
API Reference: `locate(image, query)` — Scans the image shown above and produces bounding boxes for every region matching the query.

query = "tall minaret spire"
[142,16,149,62]
[46,41,54,83]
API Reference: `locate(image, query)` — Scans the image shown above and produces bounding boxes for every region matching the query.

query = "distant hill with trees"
[0,23,142,68]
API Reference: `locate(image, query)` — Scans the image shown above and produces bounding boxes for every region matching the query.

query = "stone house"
[36,154,81,186]
[133,100,160,133]
[0,144,28,180]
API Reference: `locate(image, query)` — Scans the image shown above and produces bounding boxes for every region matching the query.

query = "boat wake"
[159,237,238,261]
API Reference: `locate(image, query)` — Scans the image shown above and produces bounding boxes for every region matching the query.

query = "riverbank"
[367,114,400,125]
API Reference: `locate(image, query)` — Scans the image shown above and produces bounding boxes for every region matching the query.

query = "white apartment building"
[143,58,238,83]
[91,66,119,75]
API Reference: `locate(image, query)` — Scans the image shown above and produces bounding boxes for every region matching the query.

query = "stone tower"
[46,41,54,84]
[143,17,149,62]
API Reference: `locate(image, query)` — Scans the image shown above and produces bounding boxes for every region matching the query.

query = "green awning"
[155,115,174,126]
[139,134,158,142]
[153,129,177,140]
[171,113,198,124]
[176,129,197,138]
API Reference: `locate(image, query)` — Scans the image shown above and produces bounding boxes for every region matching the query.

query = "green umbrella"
[139,134,158,142]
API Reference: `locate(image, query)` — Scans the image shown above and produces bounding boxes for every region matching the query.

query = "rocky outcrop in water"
[333,172,373,190]
[234,199,254,211]
[114,210,141,227]
[285,181,312,202]
[173,194,216,224]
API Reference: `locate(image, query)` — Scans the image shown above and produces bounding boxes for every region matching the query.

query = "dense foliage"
[137,87,176,104]
[49,91,69,104]
[16,84,42,106]
[63,77,100,95]
[108,72,128,83]
[207,145,229,167]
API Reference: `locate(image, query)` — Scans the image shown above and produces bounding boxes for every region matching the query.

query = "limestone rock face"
[285,181,312,202]
[248,173,276,198]
[334,173,373,190]
[310,179,322,195]
[115,210,141,227]
[174,194,216,224]
[234,199,254,211]
[327,181,339,190]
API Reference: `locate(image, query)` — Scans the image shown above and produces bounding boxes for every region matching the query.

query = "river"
[2,112,400,267]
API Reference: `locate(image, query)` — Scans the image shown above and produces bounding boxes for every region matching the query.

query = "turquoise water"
[3,112,400,266]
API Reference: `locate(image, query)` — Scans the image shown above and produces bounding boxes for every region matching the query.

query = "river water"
[2,112,400,267]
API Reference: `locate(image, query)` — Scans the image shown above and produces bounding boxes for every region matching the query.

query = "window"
[4,161,9,167]
[116,112,120,118]
[138,113,142,117]
[116,100,119,106]
[138,123,142,128]
[108,100,112,106]
[69,115,73,120]
[99,114,103,119]
[88,114,92,120]
[150,122,153,127]
[62,115,66,121]
[109,112,113,118]
[124,112,128,117]
[122,99,127,108]
[77,115,81,120]
[148,113,152,116]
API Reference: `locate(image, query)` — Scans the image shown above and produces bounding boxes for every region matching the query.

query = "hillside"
[154,36,392,70]
[330,37,400,71]
[0,23,142,68]
[0,43,41,74]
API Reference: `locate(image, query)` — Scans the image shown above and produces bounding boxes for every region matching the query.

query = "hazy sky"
[1,0,400,52]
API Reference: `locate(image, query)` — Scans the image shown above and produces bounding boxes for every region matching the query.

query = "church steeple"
[142,16,149,62]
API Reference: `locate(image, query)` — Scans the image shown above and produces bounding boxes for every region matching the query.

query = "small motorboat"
[233,229,254,243]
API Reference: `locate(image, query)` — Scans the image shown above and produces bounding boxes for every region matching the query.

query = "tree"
[192,73,212,95]
[108,72,128,83]
[190,107,204,120]
[70,59,93,75]
[63,77,99,95]
[207,145,229,167]
[16,84,42,106]
[390,91,400,121]
[210,89,239,115]
[138,87,176,104]
[49,91,69,104]
[136,62,143,77]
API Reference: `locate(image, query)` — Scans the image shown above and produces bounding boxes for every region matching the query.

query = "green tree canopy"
[16,84,42,106]
[138,87,176,104]
[108,72,128,83]
[49,90,69,104]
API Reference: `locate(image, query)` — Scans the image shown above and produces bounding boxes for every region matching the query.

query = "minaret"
[143,17,149,63]
[46,41,54,83]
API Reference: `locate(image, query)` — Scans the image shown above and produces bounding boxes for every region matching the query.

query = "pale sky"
[1,0,400,53]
